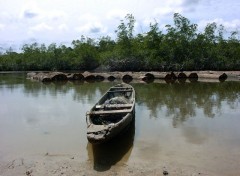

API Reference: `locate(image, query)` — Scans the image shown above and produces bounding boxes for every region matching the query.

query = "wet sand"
[1,135,240,176]
[0,155,216,176]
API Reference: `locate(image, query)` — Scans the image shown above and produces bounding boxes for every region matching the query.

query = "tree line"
[0,13,239,71]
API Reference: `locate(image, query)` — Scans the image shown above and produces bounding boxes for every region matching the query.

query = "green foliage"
[0,13,240,71]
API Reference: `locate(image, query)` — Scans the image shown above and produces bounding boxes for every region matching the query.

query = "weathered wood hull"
[86,83,135,144]
[86,111,134,144]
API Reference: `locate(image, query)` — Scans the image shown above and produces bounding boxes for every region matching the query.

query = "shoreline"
[0,155,219,176]
[26,70,240,83]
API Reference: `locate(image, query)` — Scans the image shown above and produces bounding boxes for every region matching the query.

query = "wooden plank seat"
[105,104,132,108]
[90,109,132,115]
[108,90,132,93]
[95,104,132,109]
[110,87,132,89]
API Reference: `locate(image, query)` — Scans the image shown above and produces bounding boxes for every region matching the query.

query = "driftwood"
[27,71,232,83]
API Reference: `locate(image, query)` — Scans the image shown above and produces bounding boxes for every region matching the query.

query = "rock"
[163,170,169,175]
[26,170,32,175]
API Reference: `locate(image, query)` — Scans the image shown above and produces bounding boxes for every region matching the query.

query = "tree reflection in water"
[134,81,240,127]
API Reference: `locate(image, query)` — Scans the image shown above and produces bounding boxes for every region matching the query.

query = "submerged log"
[50,72,68,81]
[188,72,198,82]
[67,73,84,80]
[139,73,155,83]
[151,72,177,80]
[32,72,50,82]
[85,75,96,83]
[41,76,52,82]
[165,78,176,84]
[219,73,228,81]
[122,74,133,80]
[27,72,37,78]
[122,74,133,83]
[29,72,67,82]
[177,72,187,83]
[198,72,228,81]
[170,72,177,80]
[188,73,198,79]
[152,72,169,79]
[164,73,172,80]
[145,73,155,80]
[110,72,122,79]
[83,72,96,82]
[141,76,154,83]
[27,71,231,83]
[95,75,105,82]
[178,72,187,79]
[107,75,116,81]
[95,73,116,81]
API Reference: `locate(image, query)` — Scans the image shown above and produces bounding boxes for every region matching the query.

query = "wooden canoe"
[86,83,135,144]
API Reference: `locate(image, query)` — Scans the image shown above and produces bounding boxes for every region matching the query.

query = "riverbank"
[0,154,219,176]
[26,70,240,83]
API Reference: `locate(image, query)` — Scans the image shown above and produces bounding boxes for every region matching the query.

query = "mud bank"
[27,71,240,83]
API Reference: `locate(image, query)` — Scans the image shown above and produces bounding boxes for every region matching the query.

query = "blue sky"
[0,0,240,52]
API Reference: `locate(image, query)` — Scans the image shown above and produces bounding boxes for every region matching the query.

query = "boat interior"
[89,86,134,125]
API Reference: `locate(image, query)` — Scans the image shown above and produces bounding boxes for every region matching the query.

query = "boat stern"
[87,124,113,144]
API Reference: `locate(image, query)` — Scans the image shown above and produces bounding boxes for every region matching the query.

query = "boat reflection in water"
[87,117,135,171]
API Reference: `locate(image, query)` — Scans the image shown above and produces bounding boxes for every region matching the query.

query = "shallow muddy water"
[1,73,240,175]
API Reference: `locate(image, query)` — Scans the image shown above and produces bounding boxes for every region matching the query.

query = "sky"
[0,0,240,52]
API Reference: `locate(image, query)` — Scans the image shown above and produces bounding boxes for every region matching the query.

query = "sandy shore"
[0,155,217,176]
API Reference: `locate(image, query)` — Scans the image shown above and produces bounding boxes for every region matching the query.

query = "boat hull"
[86,83,135,144]
[87,110,134,144]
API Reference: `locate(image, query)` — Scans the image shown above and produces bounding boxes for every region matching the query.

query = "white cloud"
[0,0,240,51]
[19,1,42,19]
[75,22,106,34]
[75,13,107,34]
[216,19,240,30]
[46,10,67,22]
[58,24,69,31]
[152,0,191,17]
[22,9,39,19]
[107,10,128,20]
[77,13,99,23]
[153,6,182,17]
[198,18,240,31]
[0,24,5,30]
[182,0,200,6]
[29,23,53,32]
[19,2,67,24]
